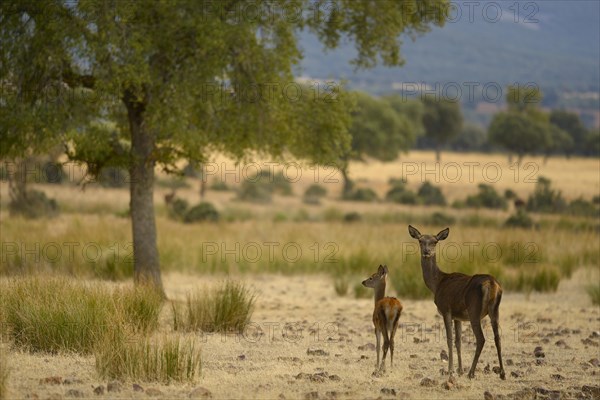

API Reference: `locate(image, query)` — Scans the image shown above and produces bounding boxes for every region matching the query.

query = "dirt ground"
[4,268,600,400]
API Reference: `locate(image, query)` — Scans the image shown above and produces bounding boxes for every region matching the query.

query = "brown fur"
[362,265,403,372]
[408,225,505,380]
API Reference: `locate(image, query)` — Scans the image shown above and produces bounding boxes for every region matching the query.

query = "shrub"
[390,269,431,299]
[303,184,327,205]
[465,184,508,210]
[504,189,517,200]
[567,198,599,217]
[237,180,272,203]
[95,333,201,383]
[386,180,418,205]
[417,182,446,206]
[427,212,456,226]
[587,284,600,305]
[343,212,362,222]
[505,209,534,229]
[9,189,59,218]
[334,276,350,296]
[176,281,256,333]
[167,198,189,221]
[184,202,219,223]
[210,181,230,191]
[322,207,344,222]
[353,282,371,299]
[0,278,162,354]
[343,188,378,202]
[526,176,567,213]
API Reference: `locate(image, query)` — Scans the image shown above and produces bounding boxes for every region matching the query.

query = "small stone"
[440,350,448,361]
[328,375,341,381]
[484,391,495,400]
[534,346,545,358]
[65,389,84,398]
[582,385,600,398]
[410,354,418,358]
[133,384,144,392]
[145,388,162,397]
[188,387,213,398]
[442,381,453,390]
[25,394,39,399]
[62,377,82,385]
[589,358,600,367]
[555,339,570,349]
[550,374,564,381]
[591,331,600,338]
[511,371,523,378]
[420,377,437,387]
[492,366,502,375]
[357,343,376,351]
[40,376,63,385]
[305,392,319,400]
[107,381,122,393]
[505,359,514,366]
[307,348,329,356]
[484,364,491,374]
[93,386,104,395]
[535,358,546,366]
[582,338,599,347]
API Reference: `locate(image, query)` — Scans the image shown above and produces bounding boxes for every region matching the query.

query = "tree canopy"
[421,96,463,161]
[1,0,448,292]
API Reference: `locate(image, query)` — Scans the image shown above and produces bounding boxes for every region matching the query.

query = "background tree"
[449,124,487,152]
[488,85,552,163]
[421,97,463,161]
[1,0,448,293]
[341,93,422,195]
[549,110,588,155]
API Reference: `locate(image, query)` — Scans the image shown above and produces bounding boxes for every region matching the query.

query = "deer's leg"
[490,294,505,380]
[389,312,401,368]
[454,320,463,375]
[443,313,454,375]
[380,309,390,370]
[468,315,486,379]
[375,328,381,369]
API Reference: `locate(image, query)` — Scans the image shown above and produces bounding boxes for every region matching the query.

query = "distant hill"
[297,0,599,125]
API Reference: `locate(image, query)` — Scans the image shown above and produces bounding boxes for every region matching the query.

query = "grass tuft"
[586,284,600,306]
[175,281,256,333]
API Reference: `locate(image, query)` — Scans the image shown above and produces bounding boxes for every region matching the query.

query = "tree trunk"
[435,144,441,162]
[199,163,206,199]
[340,162,353,198]
[124,90,164,294]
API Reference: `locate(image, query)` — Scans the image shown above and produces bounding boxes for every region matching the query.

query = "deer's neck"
[421,255,443,293]
[374,281,386,305]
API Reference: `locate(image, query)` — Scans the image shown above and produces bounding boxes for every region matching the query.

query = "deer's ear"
[383,265,389,274]
[378,265,385,274]
[408,225,421,239]
[436,227,450,241]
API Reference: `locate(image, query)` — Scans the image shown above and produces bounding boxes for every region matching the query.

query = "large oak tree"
[1,0,447,293]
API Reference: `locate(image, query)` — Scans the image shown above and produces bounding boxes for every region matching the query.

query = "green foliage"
[237,171,293,204]
[95,334,201,383]
[417,182,446,206]
[0,278,162,354]
[488,111,551,161]
[304,184,327,198]
[505,210,535,229]
[586,284,600,306]
[450,124,487,152]
[385,179,418,204]
[465,184,508,210]
[506,84,543,112]
[549,110,588,154]
[353,282,371,299]
[9,189,59,219]
[427,212,456,226]
[390,268,431,300]
[344,212,362,222]
[567,198,599,217]
[421,97,463,160]
[176,282,255,333]
[98,167,130,189]
[183,202,220,223]
[167,198,190,221]
[526,176,567,214]
[333,276,350,296]
[343,188,378,202]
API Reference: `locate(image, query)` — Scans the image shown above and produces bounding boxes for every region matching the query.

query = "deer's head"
[408,225,449,259]
[362,264,388,288]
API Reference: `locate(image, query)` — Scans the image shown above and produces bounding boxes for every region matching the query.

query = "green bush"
[176,281,256,333]
[343,188,378,202]
[353,282,371,299]
[567,197,599,217]
[465,184,508,210]
[505,209,535,229]
[99,167,129,188]
[417,182,446,206]
[9,189,59,218]
[334,276,350,296]
[237,180,272,203]
[526,176,567,213]
[303,184,327,205]
[344,212,362,222]
[184,202,219,223]
[386,179,418,205]
[427,212,456,226]
[167,198,189,221]
[390,268,431,299]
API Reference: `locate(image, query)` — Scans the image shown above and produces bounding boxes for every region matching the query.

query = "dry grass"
[0,350,7,400]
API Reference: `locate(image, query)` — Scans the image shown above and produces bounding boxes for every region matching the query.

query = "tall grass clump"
[175,281,256,333]
[390,268,431,299]
[587,284,600,306]
[0,278,162,353]
[333,276,350,296]
[95,333,201,383]
[0,350,7,400]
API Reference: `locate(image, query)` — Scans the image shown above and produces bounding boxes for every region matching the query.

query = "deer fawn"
[408,225,505,380]
[362,265,403,372]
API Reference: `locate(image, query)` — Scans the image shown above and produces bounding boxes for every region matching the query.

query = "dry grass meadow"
[1,151,599,399]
